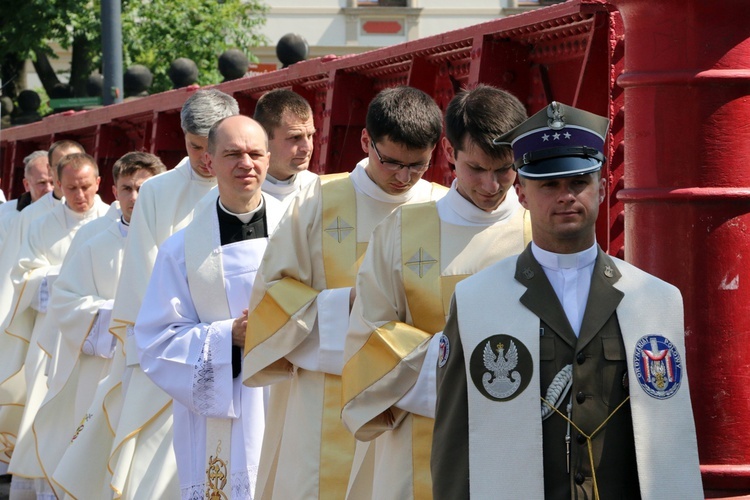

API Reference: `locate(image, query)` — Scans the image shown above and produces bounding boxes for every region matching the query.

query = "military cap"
[493,101,610,179]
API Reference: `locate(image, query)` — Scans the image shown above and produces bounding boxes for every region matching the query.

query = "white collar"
[531,242,598,271]
[438,180,520,226]
[119,218,129,237]
[63,202,100,228]
[266,173,296,186]
[350,158,424,204]
[187,159,218,185]
[218,196,264,224]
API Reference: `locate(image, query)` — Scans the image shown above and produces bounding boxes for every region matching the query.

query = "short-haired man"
[342,85,528,499]
[32,152,165,499]
[0,140,86,284]
[108,88,239,499]
[136,116,285,498]
[431,102,703,499]
[0,140,84,284]
[0,151,53,245]
[243,86,447,499]
[254,88,318,206]
[5,153,109,498]
[22,151,55,204]
[48,140,86,199]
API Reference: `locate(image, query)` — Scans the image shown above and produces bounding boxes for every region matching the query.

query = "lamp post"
[101,0,123,105]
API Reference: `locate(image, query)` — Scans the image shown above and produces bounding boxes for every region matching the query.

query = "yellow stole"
[401,202,457,500]
[318,174,361,498]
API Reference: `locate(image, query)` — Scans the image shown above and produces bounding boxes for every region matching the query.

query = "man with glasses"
[243,86,446,499]
[341,85,529,499]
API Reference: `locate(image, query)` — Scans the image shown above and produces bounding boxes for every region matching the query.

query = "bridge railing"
[0,0,623,253]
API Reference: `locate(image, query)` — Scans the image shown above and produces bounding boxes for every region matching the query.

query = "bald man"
[136,116,286,498]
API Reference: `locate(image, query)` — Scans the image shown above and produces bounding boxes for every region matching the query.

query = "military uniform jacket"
[431,246,703,500]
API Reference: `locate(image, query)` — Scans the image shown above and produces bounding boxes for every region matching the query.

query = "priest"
[33,152,165,498]
[137,116,284,498]
[254,88,318,207]
[342,85,528,499]
[107,88,238,499]
[243,86,447,499]
[0,141,83,472]
[0,150,53,245]
[5,153,109,499]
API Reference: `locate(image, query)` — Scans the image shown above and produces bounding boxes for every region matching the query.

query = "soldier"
[431,102,703,499]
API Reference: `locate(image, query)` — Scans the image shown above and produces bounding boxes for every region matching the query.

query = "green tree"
[0,0,268,100]
[0,0,96,98]
[122,0,268,93]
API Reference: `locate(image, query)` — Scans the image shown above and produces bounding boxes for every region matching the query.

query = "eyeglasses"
[371,140,431,172]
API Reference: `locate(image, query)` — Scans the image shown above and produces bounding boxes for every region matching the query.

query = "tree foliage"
[122,0,268,93]
[0,0,268,98]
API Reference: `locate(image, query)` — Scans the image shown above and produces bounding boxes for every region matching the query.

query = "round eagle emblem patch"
[633,335,682,400]
[437,335,450,368]
[470,335,532,402]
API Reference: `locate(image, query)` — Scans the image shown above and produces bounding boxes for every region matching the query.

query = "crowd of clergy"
[0,83,703,500]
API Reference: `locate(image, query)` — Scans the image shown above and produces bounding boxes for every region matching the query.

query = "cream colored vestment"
[342,184,527,499]
[33,218,126,498]
[243,159,446,500]
[5,200,109,486]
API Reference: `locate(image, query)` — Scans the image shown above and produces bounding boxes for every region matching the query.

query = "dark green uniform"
[432,247,640,500]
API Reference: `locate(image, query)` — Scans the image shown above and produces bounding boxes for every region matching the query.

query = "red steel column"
[613,0,750,496]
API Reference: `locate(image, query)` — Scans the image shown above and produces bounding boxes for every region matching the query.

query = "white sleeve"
[135,238,239,419]
[285,286,351,375]
[393,331,442,418]
[82,299,116,358]
[32,268,60,313]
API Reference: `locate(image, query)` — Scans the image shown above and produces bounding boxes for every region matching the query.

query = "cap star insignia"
[522,267,534,280]
[552,132,561,140]
[325,216,354,243]
[406,248,437,278]
[604,265,614,278]
[542,134,550,142]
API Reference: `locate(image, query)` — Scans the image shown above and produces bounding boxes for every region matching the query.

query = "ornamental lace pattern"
[193,324,225,415]
[181,466,258,500]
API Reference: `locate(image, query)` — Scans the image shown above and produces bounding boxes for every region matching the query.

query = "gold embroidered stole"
[185,204,233,500]
[400,202,462,500]
[318,174,359,498]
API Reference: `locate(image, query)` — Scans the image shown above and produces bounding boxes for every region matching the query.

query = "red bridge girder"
[3,1,749,496]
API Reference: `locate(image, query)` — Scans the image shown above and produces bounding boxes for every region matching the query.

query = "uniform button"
[576,433,586,445]
[576,352,586,364]
[576,391,586,404]
[575,473,585,485]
